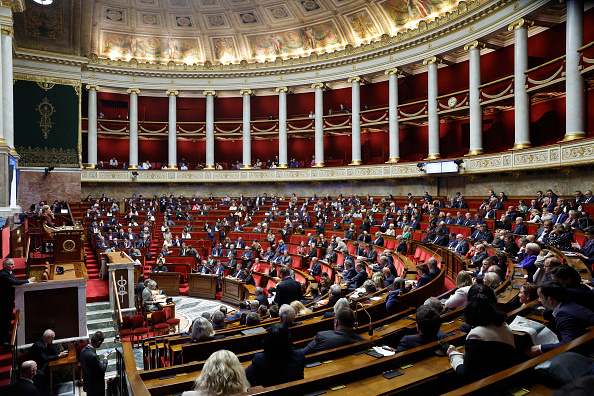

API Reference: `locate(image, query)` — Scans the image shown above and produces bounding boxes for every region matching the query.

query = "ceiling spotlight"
[33,0,53,5]
[131,171,139,179]
[44,166,54,176]
[454,159,464,166]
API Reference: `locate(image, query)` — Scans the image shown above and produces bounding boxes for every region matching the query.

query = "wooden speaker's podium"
[221,277,246,305]
[43,223,84,264]
[103,252,137,317]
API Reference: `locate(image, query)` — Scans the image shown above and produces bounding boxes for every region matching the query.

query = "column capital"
[347,76,363,84]
[508,18,534,31]
[276,86,290,93]
[385,68,403,76]
[86,84,100,91]
[423,56,442,66]
[311,82,326,90]
[464,40,486,51]
[239,89,254,96]
[166,89,179,96]
[2,1,25,13]
[127,88,140,95]
[203,90,217,97]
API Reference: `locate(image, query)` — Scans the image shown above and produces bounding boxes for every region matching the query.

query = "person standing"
[0,259,34,345]
[80,331,109,396]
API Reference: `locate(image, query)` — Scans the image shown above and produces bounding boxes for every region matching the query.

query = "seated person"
[245,324,305,387]
[527,280,594,356]
[396,305,452,352]
[301,308,365,355]
[142,280,161,312]
[447,284,516,381]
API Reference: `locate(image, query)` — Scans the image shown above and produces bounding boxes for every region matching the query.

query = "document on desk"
[509,316,559,345]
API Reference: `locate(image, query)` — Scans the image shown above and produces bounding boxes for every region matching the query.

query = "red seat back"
[130,314,145,329]
[152,310,165,324]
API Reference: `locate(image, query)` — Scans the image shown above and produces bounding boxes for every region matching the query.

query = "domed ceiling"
[15,0,465,63]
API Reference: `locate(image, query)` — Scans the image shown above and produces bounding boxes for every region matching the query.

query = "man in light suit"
[453,234,469,255]
[80,331,109,396]
[527,281,594,357]
[301,308,365,355]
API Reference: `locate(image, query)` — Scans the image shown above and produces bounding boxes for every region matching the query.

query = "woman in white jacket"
[444,270,474,310]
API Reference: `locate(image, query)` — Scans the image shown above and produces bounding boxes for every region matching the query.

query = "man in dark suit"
[430,229,449,247]
[0,259,35,345]
[4,360,39,396]
[274,266,302,306]
[470,244,489,266]
[254,287,270,307]
[328,284,346,307]
[427,258,441,279]
[301,308,365,355]
[552,207,568,225]
[396,305,451,352]
[346,262,368,291]
[26,329,68,394]
[512,217,528,235]
[527,281,594,356]
[80,331,109,396]
[533,220,553,244]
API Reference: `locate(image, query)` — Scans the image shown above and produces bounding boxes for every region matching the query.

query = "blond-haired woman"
[183,350,249,396]
[444,270,474,310]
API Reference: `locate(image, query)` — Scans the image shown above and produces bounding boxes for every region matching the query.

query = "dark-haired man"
[526,280,594,357]
[80,331,110,396]
[396,305,451,352]
[301,308,365,355]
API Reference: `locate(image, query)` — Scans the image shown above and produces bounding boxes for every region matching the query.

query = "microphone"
[357,302,373,336]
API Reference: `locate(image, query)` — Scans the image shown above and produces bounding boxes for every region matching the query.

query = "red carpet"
[87,279,109,302]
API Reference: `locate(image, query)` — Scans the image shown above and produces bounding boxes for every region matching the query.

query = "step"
[87,301,111,312]
[0,352,12,364]
[87,308,114,321]
[87,318,116,331]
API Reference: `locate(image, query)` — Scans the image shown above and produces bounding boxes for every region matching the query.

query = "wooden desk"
[221,277,246,305]
[149,272,181,296]
[188,273,219,299]
[49,349,76,394]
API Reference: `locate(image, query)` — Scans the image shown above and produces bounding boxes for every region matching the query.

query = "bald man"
[5,360,39,395]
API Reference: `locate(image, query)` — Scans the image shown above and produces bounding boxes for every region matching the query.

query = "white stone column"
[465,41,485,155]
[311,82,325,167]
[204,90,216,169]
[276,86,289,168]
[348,76,362,165]
[86,85,99,168]
[0,21,4,149]
[166,90,178,169]
[2,26,14,156]
[240,89,253,168]
[385,68,401,163]
[127,88,140,169]
[563,0,586,141]
[509,18,533,150]
[423,56,441,159]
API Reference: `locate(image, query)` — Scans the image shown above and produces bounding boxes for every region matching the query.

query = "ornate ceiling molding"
[83,0,513,75]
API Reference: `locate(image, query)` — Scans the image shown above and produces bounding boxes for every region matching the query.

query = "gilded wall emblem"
[37,97,55,139]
